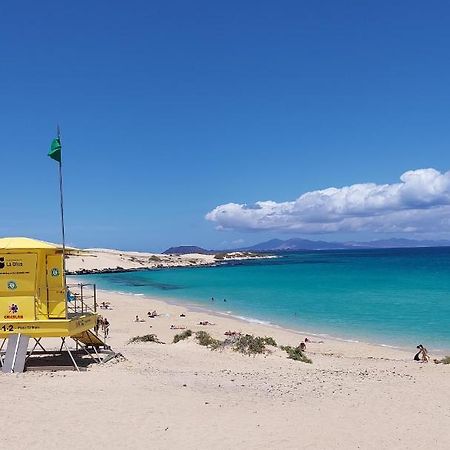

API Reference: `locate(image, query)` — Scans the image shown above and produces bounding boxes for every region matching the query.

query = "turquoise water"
[75,248,450,351]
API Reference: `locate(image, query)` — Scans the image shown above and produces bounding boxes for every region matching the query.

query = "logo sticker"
[9,304,18,314]
[7,281,17,290]
[51,268,59,277]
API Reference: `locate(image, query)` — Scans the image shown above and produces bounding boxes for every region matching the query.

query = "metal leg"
[25,338,42,363]
[62,338,80,372]
[73,339,99,364]
[35,338,47,352]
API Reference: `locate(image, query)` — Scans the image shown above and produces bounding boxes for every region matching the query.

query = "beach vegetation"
[128,334,164,344]
[232,334,268,355]
[262,336,277,346]
[173,329,193,343]
[149,255,162,262]
[214,253,227,260]
[436,356,450,364]
[280,345,312,364]
[195,331,223,350]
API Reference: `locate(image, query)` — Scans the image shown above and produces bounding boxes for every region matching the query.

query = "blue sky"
[1,1,450,251]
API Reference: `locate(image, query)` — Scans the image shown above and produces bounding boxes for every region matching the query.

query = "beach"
[2,286,450,449]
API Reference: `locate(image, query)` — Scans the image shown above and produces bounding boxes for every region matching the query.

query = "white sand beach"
[65,248,267,273]
[2,282,450,449]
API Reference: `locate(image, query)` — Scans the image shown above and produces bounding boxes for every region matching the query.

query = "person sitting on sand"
[414,345,422,361]
[147,310,158,318]
[415,344,430,362]
[199,321,215,326]
[297,342,307,351]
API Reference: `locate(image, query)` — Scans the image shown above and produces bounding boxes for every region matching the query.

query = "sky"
[1,1,450,251]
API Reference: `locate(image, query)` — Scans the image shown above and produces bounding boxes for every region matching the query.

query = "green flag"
[48,138,62,163]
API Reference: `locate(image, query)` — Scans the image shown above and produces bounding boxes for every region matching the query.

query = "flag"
[48,138,62,163]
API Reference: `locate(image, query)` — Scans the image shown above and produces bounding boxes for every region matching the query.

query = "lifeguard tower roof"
[0,237,80,253]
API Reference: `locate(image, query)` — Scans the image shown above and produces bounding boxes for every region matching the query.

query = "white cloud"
[205,168,450,234]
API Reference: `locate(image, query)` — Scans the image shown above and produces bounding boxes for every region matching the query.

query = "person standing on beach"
[103,318,110,338]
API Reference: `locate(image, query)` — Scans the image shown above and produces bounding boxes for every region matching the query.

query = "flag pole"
[57,125,68,317]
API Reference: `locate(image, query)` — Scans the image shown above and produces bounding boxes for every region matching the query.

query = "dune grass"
[173,329,193,343]
[128,334,164,344]
[280,345,312,364]
[195,331,223,350]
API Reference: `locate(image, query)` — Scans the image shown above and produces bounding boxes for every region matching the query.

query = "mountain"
[244,238,348,251]
[163,246,212,255]
[243,238,450,252]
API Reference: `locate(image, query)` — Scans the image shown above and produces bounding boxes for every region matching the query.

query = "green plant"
[128,334,164,344]
[173,329,192,343]
[280,345,312,364]
[232,334,267,355]
[262,336,277,346]
[438,356,450,364]
[195,331,223,350]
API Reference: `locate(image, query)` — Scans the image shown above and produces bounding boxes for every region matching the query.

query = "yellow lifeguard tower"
[0,237,107,371]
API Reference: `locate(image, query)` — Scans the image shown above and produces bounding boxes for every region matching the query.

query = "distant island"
[164,238,450,254]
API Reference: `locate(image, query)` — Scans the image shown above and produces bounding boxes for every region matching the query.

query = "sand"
[65,248,267,273]
[2,284,450,449]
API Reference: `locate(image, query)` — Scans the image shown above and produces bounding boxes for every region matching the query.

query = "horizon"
[3,1,450,252]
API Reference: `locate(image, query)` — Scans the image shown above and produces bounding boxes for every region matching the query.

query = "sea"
[72,247,450,352]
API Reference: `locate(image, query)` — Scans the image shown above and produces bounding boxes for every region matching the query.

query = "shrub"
[233,334,267,355]
[195,331,223,350]
[128,334,164,344]
[280,345,312,364]
[262,336,277,346]
[173,329,192,343]
[438,356,450,364]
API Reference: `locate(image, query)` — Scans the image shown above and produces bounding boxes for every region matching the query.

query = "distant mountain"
[163,245,212,255]
[164,238,450,255]
[244,238,347,251]
[243,238,450,252]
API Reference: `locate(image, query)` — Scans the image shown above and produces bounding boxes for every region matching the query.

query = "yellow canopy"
[0,237,79,253]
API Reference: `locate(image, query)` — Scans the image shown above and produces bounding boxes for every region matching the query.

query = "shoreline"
[70,275,450,357]
[76,280,441,360]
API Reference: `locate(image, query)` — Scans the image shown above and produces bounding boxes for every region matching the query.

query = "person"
[421,345,430,363]
[103,318,110,338]
[135,315,140,322]
[299,342,306,351]
[95,315,103,334]
[415,344,430,362]
[414,345,422,361]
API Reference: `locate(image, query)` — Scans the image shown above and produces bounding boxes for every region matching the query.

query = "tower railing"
[66,283,97,316]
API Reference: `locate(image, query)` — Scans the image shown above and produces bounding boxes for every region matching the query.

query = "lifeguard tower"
[0,237,109,372]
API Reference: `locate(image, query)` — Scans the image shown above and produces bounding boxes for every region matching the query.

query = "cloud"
[205,168,450,234]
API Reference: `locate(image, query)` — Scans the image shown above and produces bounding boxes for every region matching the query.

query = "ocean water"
[74,248,450,351]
